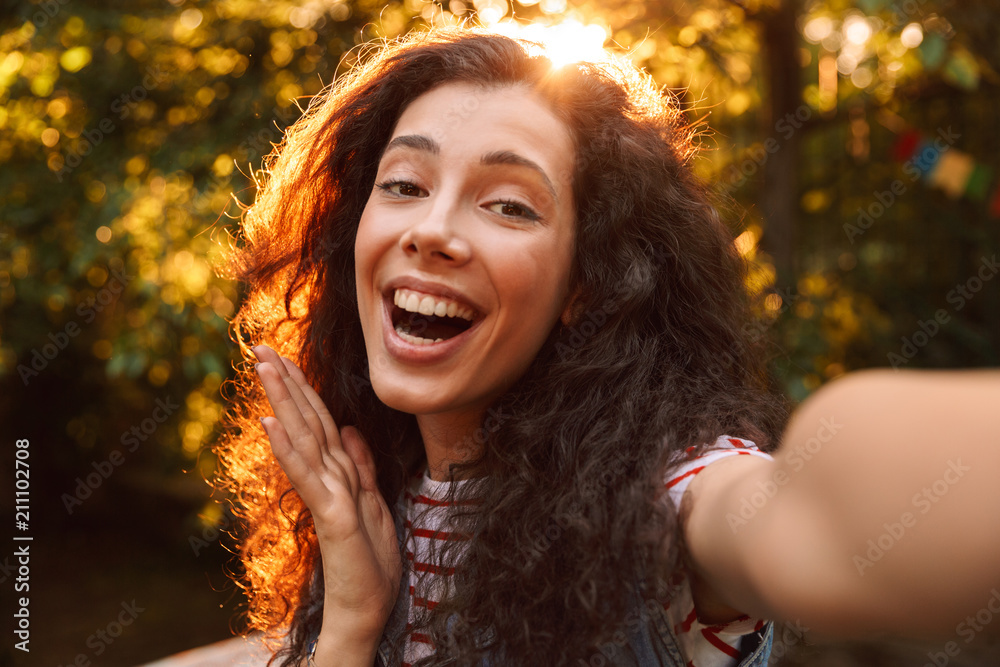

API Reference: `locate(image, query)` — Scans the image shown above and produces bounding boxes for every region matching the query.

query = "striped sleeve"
[664,436,773,510]
[664,436,774,666]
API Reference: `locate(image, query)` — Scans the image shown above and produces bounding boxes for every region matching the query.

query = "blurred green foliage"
[0,0,997,526]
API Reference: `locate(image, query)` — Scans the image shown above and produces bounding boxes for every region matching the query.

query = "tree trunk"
[760,0,801,291]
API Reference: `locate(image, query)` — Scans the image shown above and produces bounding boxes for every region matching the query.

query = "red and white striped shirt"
[400,435,772,667]
[662,435,773,667]
[400,473,472,666]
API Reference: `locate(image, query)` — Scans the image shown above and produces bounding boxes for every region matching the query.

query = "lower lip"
[380,296,480,363]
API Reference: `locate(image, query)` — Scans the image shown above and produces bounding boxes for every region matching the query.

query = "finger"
[341,426,379,493]
[279,356,341,452]
[261,415,343,508]
[254,346,329,451]
[256,361,327,471]
[255,347,360,494]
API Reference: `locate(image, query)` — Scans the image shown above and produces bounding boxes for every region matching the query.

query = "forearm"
[686,369,1000,636]
[310,586,389,667]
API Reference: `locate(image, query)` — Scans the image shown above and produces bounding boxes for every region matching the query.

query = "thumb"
[341,425,378,493]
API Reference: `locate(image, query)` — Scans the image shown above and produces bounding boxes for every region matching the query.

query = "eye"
[486,199,540,221]
[376,180,426,197]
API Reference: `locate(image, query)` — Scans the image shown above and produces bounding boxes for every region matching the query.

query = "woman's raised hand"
[253,344,401,643]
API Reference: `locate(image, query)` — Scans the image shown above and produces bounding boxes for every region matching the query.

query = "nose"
[398,197,472,266]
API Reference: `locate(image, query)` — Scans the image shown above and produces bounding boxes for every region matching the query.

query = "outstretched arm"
[682,369,1000,638]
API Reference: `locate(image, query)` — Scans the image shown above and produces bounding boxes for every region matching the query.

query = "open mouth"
[390,288,477,345]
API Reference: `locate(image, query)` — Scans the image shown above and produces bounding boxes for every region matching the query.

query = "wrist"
[309,626,381,667]
[319,598,389,642]
[319,574,395,641]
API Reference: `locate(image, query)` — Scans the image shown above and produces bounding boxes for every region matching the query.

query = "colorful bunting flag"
[964,164,993,201]
[989,187,1000,219]
[888,125,999,217]
[891,129,921,162]
[928,150,975,199]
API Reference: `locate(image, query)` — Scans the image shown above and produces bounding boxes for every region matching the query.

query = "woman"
[215,27,1000,667]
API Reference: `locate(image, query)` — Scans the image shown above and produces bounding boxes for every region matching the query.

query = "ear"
[560,286,585,327]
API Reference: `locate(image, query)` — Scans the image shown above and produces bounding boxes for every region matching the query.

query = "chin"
[369,374,447,416]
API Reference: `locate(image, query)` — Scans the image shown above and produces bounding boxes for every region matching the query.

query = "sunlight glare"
[491,19,609,68]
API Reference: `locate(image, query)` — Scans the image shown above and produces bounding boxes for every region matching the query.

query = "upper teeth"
[393,288,475,320]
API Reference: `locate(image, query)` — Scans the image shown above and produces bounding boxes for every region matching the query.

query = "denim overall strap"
[620,579,774,667]
[631,590,685,666]
[621,580,687,666]
[732,621,773,667]
[487,580,688,667]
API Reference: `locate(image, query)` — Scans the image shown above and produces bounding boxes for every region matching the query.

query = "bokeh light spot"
[60,46,92,72]
[900,23,923,48]
[149,361,171,386]
[92,339,113,360]
[179,8,204,30]
[803,16,833,44]
[87,266,109,287]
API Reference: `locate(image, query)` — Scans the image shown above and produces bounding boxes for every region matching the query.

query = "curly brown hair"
[213,26,788,667]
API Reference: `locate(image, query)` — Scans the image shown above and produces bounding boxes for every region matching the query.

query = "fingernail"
[254,362,261,372]
[251,345,261,359]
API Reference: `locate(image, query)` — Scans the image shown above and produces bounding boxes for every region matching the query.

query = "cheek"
[493,236,574,326]
[354,213,386,321]
[354,209,388,278]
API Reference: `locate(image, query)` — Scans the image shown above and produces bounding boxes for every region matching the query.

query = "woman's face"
[355,81,577,423]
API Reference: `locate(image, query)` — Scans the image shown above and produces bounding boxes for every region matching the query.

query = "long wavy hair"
[213,26,788,667]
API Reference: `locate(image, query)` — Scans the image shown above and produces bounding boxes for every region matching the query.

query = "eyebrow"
[481,150,559,204]
[383,134,439,156]
[381,134,560,204]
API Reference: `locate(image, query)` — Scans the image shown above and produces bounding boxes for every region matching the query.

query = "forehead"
[388,82,575,186]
